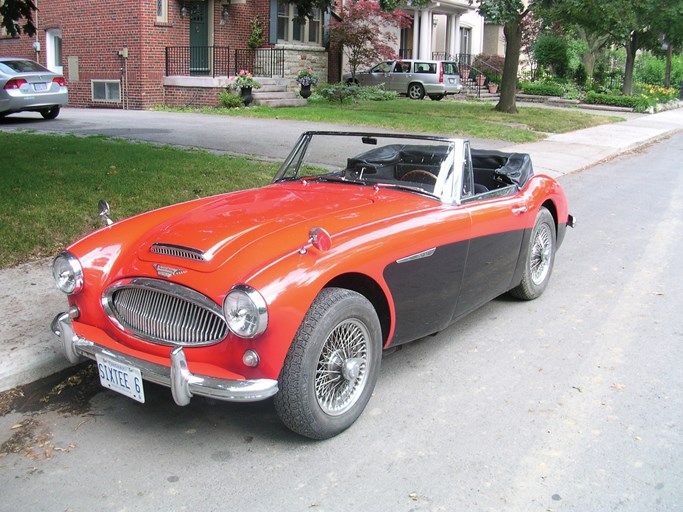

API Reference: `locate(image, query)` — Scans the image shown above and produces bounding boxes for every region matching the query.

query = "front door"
[190,2,209,75]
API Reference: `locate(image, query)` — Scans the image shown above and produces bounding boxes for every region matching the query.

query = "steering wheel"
[401,169,438,184]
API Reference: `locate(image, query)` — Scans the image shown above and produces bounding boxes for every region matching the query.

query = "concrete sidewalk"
[1,106,682,392]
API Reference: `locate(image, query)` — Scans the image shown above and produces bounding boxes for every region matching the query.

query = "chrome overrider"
[50,310,279,405]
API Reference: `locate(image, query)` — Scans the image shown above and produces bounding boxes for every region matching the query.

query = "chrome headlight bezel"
[222,285,268,339]
[52,251,84,294]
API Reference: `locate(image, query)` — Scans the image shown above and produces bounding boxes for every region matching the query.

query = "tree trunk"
[495,15,523,114]
[665,43,673,89]
[622,32,638,96]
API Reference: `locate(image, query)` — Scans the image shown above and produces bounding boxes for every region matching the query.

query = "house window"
[156,0,168,23]
[459,27,471,55]
[46,29,63,74]
[276,1,321,45]
[92,80,121,102]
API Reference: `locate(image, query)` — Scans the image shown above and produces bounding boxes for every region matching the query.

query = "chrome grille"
[103,278,228,346]
[151,243,206,261]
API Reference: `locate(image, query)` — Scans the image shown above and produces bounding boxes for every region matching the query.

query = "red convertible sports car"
[52,131,574,439]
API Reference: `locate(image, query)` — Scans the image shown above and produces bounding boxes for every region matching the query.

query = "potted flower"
[296,68,319,99]
[231,70,261,106]
[488,77,500,94]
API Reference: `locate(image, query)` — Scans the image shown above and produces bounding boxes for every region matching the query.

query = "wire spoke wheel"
[315,319,369,416]
[274,288,382,439]
[530,223,552,285]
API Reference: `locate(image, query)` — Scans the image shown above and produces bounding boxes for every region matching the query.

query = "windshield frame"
[273,131,467,205]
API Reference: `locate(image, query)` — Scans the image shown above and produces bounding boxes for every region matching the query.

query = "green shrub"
[533,33,570,78]
[315,82,362,104]
[521,81,565,96]
[218,90,245,108]
[584,91,642,109]
[355,84,398,101]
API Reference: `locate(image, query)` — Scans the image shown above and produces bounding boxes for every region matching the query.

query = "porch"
[162,47,312,108]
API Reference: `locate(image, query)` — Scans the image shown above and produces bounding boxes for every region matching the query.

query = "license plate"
[96,354,145,403]
[34,82,48,91]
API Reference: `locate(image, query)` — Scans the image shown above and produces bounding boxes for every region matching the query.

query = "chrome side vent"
[151,243,206,261]
[103,278,228,346]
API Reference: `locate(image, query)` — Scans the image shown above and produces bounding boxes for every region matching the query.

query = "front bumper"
[51,312,278,406]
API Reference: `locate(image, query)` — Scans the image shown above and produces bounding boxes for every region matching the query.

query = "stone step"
[254,91,300,100]
[256,84,288,93]
[254,98,308,108]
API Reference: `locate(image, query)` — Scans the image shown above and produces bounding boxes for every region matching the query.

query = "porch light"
[179,1,188,17]
[220,4,229,24]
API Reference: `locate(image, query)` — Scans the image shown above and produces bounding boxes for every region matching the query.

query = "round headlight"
[223,285,268,338]
[52,252,84,294]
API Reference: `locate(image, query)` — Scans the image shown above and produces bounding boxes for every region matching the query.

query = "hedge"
[520,81,565,97]
[583,91,641,109]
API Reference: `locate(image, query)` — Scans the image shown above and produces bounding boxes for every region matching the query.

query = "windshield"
[273,132,464,202]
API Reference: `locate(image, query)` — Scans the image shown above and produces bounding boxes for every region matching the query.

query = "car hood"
[136,184,375,272]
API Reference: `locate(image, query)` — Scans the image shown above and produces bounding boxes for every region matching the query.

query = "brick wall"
[2,0,332,110]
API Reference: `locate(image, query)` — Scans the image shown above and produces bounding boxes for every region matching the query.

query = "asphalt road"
[0,108,509,159]
[0,128,681,509]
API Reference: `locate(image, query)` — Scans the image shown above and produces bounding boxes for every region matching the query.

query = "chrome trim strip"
[396,247,436,264]
[51,313,279,404]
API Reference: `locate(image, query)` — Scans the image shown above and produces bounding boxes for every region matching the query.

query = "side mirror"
[98,199,114,226]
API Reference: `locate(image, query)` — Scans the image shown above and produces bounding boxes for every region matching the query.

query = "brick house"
[1,0,330,109]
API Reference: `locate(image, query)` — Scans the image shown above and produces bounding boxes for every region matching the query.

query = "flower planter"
[475,75,486,87]
[240,86,253,107]
[300,84,312,99]
[488,84,499,94]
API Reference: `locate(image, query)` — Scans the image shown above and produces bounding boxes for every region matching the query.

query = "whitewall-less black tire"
[274,288,382,440]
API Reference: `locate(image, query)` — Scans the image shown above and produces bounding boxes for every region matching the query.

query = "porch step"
[252,77,307,107]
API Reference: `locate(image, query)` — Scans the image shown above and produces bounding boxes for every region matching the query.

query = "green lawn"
[157,98,622,143]
[1,133,276,268]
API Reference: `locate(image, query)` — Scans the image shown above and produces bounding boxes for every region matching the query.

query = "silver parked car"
[344,59,463,100]
[0,57,68,119]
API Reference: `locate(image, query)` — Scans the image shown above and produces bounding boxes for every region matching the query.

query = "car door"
[452,144,530,320]
[388,61,412,93]
[358,61,393,87]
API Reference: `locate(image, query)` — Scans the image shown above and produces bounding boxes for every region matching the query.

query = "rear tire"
[408,83,425,100]
[429,94,444,101]
[510,207,556,300]
[40,106,60,120]
[274,288,382,440]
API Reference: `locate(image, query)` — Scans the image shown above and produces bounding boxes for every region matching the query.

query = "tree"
[645,0,683,88]
[0,0,36,37]
[476,0,533,114]
[540,0,680,95]
[330,0,410,81]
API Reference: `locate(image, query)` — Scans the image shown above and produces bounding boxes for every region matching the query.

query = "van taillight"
[3,78,27,90]
[439,63,443,83]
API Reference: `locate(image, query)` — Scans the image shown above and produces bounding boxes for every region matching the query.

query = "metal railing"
[233,48,285,78]
[165,46,231,77]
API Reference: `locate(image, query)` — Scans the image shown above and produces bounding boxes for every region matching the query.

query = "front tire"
[40,106,60,120]
[274,288,382,440]
[510,207,556,300]
[408,83,425,100]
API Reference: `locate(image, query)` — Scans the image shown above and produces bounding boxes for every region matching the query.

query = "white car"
[0,57,68,119]
[345,59,463,100]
